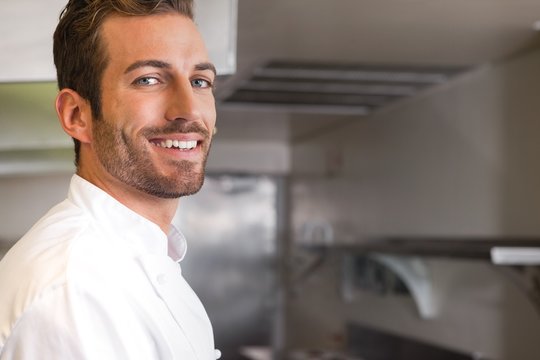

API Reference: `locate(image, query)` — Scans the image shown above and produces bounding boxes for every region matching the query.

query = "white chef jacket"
[0,175,219,360]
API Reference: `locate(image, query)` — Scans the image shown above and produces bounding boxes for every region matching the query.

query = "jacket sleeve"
[0,283,169,360]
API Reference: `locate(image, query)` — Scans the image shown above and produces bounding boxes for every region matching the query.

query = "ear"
[55,89,93,144]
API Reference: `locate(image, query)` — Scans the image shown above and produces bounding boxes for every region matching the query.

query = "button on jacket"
[0,175,218,359]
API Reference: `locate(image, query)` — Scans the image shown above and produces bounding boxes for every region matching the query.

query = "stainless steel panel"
[173,174,278,359]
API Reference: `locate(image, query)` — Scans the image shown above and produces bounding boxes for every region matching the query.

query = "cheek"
[201,97,217,127]
[112,97,164,132]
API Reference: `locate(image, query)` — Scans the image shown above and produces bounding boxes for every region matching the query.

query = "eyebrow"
[195,62,217,77]
[124,60,171,74]
[124,60,217,76]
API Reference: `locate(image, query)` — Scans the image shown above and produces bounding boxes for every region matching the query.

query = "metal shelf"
[300,237,540,318]
[305,237,540,264]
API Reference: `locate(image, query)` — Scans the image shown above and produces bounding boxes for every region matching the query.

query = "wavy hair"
[53,0,194,166]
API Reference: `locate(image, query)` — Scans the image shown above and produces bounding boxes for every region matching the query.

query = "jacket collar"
[67,175,187,262]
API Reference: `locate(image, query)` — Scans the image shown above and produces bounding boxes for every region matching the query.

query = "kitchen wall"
[0,173,71,250]
[287,47,540,359]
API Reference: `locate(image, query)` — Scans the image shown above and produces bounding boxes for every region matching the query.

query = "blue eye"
[192,78,212,88]
[134,77,160,86]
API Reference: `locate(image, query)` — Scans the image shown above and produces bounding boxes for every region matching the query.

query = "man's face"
[92,13,216,198]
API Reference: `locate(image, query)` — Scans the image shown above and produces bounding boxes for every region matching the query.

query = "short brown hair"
[53,0,194,166]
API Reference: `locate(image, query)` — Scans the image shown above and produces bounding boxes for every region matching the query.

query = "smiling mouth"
[151,139,198,150]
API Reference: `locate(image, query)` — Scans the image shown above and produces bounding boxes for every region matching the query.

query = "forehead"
[100,13,210,70]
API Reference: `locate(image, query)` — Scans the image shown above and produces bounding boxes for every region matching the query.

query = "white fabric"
[0,175,219,360]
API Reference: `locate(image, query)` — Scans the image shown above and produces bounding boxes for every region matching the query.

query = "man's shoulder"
[0,198,103,342]
[26,197,88,238]
[4,198,91,270]
[0,200,129,345]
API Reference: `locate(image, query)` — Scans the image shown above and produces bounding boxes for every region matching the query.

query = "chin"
[153,174,206,199]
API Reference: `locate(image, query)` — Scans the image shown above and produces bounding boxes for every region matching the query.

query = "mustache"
[141,122,210,138]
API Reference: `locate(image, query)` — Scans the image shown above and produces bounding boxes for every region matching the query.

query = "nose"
[165,79,200,122]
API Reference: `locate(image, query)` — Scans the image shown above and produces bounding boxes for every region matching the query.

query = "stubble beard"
[93,117,211,199]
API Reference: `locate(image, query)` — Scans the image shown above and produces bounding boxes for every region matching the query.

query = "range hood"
[220,60,467,115]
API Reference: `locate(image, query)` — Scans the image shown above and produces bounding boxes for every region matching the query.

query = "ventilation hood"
[220,60,467,115]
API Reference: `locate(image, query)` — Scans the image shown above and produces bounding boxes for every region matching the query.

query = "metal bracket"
[370,254,437,319]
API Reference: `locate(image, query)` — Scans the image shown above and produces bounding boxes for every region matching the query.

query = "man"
[0,0,220,359]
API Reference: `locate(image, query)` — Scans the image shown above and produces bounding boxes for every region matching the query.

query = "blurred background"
[3,0,540,359]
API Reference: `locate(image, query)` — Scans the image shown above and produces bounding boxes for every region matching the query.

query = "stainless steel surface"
[172,174,278,359]
[221,61,466,115]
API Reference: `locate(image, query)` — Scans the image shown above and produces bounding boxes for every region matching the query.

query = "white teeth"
[155,140,197,150]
